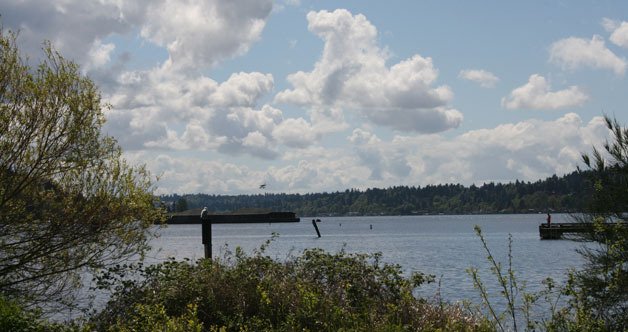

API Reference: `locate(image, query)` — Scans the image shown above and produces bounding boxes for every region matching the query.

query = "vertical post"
[312,219,321,238]
[202,217,212,259]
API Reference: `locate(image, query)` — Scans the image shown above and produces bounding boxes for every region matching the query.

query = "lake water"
[147,214,590,312]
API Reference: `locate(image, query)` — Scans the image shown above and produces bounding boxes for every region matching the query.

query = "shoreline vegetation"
[87,242,494,331]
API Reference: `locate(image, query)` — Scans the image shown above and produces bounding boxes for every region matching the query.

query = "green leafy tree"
[569,115,628,330]
[0,29,164,307]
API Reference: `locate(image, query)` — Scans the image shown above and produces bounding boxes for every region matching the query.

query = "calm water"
[148,214,590,308]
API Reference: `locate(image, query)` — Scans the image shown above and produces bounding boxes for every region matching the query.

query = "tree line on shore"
[163,170,593,216]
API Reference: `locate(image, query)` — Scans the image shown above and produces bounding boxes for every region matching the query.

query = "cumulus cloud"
[501,74,588,110]
[4,0,313,159]
[348,128,381,145]
[458,69,500,88]
[141,113,609,194]
[134,148,371,194]
[272,118,318,148]
[102,66,292,158]
[3,0,273,71]
[207,72,274,107]
[275,9,462,133]
[209,105,283,159]
[2,0,135,65]
[132,153,264,194]
[343,113,608,191]
[441,113,606,181]
[602,18,628,48]
[549,35,626,75]
[141,0,272,69]
[85,39,116,71]
[4,0,330,159]
[348,129,410,180]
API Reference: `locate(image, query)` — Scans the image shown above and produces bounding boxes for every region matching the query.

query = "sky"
[3,0,628,195]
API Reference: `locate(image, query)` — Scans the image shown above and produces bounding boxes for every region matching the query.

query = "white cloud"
[348,129,408,180]
[139,113,609,194]
[141,0,272,70]
[241,131,278,159]
[3,0,273,71]
[134,153,264,194]
[272,118,318,148]
[180,122,212,150]
[3,0,295,159]
[207,72,274,107]
[2,0,136,65]
[343,113,608,190]
[501,74,588,110]
[101,65,294,158]
[602,18,628,48]
[348,128,381,145]
[85,39,116,71]
[275,9,462,133]
[549,35,626,75]
[458,69,499,88]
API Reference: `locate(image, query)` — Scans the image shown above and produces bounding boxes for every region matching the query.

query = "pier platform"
[539,222,625,239]
[539,223,594,239]
[167,211,300,224]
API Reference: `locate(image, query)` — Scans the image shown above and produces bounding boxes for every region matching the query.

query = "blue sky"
[3,0,628,194]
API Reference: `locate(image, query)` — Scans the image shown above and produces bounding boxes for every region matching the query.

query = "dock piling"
[202,217,212,259]
[312,219,321,238]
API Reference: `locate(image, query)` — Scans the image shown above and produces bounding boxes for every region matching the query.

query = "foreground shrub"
[0,295,74,332]
[90,244,491,331]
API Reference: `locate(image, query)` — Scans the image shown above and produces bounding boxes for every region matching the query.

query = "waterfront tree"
[0,29,164,307]
[568,115,628,330]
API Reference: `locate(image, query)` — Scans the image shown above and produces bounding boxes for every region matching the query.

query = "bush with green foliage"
[0,295,76,332]
[90,241,492,331]
[567,115,628,331]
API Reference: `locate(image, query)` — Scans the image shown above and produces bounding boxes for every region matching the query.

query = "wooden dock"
[168,211,300,224]
[539,223,594,239]
[196,211,300,259]
[539,222,625,239]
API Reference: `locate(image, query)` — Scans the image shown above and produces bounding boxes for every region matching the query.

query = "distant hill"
[160,170,593,217]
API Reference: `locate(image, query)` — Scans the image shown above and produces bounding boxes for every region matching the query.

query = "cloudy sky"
[4,0,628,194]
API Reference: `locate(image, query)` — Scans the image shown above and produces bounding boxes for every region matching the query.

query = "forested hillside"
[161,170,593,216]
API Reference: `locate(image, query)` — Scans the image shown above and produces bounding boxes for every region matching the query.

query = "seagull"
[259,183,266,189]
[201,207,208,219]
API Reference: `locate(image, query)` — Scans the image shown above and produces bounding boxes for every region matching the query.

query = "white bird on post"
[201,207,208,219]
